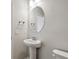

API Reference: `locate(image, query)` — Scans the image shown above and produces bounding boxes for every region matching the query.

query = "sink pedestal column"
[29,47,36,59]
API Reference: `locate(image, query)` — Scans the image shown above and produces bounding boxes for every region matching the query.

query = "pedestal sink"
[24,39,41,59]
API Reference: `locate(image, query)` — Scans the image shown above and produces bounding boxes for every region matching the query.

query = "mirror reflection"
[30,7,45,32]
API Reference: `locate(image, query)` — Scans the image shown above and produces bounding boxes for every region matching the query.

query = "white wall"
[35,0,68,59]
[12,0,29,59]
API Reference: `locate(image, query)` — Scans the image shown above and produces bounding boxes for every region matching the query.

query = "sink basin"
[24,39,41,48]
[24,39,42,59]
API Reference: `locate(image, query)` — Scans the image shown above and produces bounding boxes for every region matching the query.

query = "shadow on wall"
[17,46,30,59]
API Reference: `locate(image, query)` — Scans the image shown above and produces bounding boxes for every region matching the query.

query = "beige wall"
[12,0,68,59]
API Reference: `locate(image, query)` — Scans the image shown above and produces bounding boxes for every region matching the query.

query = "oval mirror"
[30,7,45,32]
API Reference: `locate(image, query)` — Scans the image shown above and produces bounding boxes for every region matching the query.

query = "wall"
[11,0,29,59]
[36,0,68,59]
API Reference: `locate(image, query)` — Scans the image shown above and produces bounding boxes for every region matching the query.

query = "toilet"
[52,49,68,59]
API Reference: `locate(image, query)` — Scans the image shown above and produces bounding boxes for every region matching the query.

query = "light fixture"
[30,0,41,7]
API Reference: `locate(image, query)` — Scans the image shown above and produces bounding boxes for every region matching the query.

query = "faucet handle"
[32,37,37,40]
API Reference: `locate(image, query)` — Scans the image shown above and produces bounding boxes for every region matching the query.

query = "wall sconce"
[30,0,41,7]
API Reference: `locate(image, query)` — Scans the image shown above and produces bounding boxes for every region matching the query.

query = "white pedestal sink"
[24,39,41,59]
